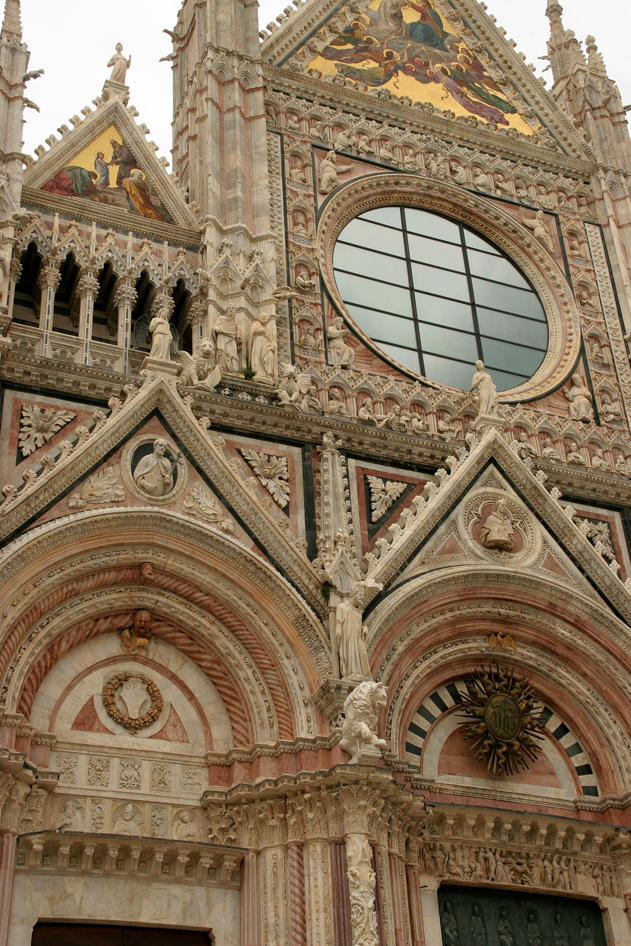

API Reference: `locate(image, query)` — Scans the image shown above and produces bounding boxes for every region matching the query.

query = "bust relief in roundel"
[458,488,541,567]
[121,433,187,505]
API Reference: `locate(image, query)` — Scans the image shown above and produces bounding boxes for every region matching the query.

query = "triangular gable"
[23,97,198,232]
[362,428,631,623]
[0,378,323,616]
[393,462,600,602]
[263,0,592,160]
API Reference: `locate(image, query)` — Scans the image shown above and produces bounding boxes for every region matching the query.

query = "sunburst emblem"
[458,664,545,776]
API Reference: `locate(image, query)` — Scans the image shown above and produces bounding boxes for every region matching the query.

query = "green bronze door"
[438,886,606,946]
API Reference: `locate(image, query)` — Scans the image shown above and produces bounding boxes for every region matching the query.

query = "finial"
[1,0,22,39]
[545,0,563,17]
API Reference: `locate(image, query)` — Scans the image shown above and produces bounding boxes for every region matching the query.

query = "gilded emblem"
[458,664,544,776]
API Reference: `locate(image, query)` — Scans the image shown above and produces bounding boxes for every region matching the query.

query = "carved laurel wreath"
[102,671,163,734]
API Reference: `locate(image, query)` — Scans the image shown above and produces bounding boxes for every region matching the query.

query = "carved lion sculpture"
[340,681,388,764]
[177,339,221,389]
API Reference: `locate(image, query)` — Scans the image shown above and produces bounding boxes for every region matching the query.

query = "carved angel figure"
[367,475,406,523]
[19,403,76,456]
[241,450,290,508]
[340,681,388,764]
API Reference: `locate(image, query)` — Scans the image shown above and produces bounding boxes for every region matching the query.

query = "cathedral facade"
[1,0,631,943]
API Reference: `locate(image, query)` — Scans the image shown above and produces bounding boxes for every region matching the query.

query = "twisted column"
[288,842,307,946]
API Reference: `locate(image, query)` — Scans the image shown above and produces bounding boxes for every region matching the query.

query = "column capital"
[77,270,100,298]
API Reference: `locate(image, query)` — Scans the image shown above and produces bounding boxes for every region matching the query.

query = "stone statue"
[515,432,536,460]
[441,902,460,946]
[565,374,593,422]
[133,438,178,497]
[522,210,554,252]
[177,338,218,387]
[567,442,585,464]
[113,803,142,836]
[600,393,621,423]
[336,593,371,682]
[358,397,378,426]
[318,151,352,195]
[213,305,241,374]
[471,361,498,417]
[298,325,321,351]
[120,609,152,656]
[479,500,515,552]
[295,271,317,292]
[248,312,277,382]
[327,316,355,367]
[340,681,388,764]
[542,437,561,460]
[325,388,348,416]
[148,308,172,361]
[436,416,461,441]
[107,43,131,86]
[591,447,608,470]
[616,455,631,479]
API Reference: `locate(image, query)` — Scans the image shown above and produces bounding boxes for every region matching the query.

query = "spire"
[1,0,21,40]
[545,0,563,18]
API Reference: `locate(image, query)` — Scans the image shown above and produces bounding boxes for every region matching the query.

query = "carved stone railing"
[16,831,244,887]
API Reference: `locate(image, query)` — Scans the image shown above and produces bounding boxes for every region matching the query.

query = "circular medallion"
[458,487,541,567]
[484,693,523,741]
[102,671,164,734]
[121,434,187,505]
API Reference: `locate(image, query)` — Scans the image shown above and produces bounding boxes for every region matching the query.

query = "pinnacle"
[545,0,563,17]
[1,0,22,39]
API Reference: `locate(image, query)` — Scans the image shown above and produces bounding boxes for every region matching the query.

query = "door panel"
[32,923,212,945]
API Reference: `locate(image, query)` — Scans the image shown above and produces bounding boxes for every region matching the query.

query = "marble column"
[0,829,17,946]
[304,839,334,946]
[288,841,307,946]
[388,853,406,946]
[329,840,352,946]
[114,281,137,374]
[77,269,100,366]
[6,256,21,318]
[405,865,425,946]
[241,850,260,946]
[188,296,207,354]
[418,878,441,946]
[259,845,288,945]
[37,263,61,357]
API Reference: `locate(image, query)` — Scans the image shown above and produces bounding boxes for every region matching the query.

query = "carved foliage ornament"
[240,449,290,508]
[458,664,544,776]
[102,671,163,734]
[366,475,407,523]
[19,403,76,456]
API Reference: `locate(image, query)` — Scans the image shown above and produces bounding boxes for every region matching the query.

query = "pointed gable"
[22,96,199,235]
[263,0,593,160]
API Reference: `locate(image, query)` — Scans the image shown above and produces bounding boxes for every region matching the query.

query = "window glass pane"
[481,366,528,389]
[419,323,478,361]
[415,294,474,332]
[359,207,402,228]
[404,208,461,244]
[377,343,421,373]
[334,243,409,285]
[350,308,417,347]
[333,204,550,393]
[422,354,478,389]
[338,218,405,256]
[408,233,465,272]
[472,278,546,320]
[464,230,501,255]
[334,271,413,316]
[481,337,545,376]
[477,308,548,349]
[412,263,470,302]
[466,249,531,289]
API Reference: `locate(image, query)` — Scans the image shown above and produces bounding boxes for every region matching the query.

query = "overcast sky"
[19,0,631,165]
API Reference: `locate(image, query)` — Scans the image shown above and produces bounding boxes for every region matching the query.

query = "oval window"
[333,205,548,391]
